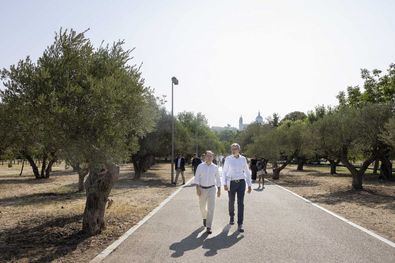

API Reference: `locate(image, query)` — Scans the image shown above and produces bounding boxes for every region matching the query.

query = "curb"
[90,176,195,263]
[266,178,395,249]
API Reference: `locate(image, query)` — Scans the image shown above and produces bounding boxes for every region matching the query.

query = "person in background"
[221,155,226,167]
[212,157,218,165]
[191,153,202,176]
[250,155,258,181]
[256,158,266,189]
[194,150,221,234]
[223,143,252,233]
[174,153,186,185]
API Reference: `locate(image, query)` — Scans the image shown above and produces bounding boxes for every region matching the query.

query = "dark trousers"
[251,167,257,180]
[228,179,246,225]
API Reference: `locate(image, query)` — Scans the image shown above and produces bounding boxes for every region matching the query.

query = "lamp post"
[171,76,178,184]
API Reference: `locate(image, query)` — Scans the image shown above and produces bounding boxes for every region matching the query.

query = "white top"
[194,162,221,187]
[223,154,252,188]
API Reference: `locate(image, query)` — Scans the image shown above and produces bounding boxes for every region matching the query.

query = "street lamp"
[171,76,178,184]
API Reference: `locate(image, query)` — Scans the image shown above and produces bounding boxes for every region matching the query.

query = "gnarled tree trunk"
[131,154,154,180]
[328,159,340,175]
[71,162,89,192]
[296,157,305,171]
[341,149,375,190]
[373,159,380,175]
[44,157,57,178]
[82,163,119,235]
[379,157,392,180]
[271,160,289,180]
[23,153,40,179]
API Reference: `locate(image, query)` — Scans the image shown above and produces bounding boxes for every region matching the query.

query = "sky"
[1,0,395,127]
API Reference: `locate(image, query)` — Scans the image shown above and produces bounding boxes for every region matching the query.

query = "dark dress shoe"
[206,228,212,234]
[203,219,206,227]
[238,225,244,233]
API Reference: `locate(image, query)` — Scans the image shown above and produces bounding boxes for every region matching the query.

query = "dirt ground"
[266,164,395,242]
[0,162,193,263]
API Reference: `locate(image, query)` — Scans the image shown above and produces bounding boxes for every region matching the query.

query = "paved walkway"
[102,179,395,263]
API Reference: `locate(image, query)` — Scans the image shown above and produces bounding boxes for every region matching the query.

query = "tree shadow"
[202,224,244,256]
[0,214,90,263]
[275,178,320,188]
[169,227,207,257]
[0,190,85,207]
[0,177,56,185]
[304,188,395,211]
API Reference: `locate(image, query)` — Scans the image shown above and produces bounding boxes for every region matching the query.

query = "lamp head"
[171,77,179,85]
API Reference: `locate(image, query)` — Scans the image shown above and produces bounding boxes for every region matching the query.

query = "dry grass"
[0,162,192,263]
[268,164,395,242]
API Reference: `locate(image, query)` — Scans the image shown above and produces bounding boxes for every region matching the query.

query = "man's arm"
[194,164,201,196]
[244,157,252,191]
[215,166,221,197]
[223,157,230,190]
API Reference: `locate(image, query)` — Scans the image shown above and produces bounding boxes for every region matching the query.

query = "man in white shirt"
[223,143,252,233]
[194,150,221,234]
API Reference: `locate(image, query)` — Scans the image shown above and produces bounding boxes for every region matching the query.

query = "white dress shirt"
[223,154,252,188]
[194,162,221,187]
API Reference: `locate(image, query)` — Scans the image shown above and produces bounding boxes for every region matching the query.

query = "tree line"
[0,29,223,235]
[232,65,394,190]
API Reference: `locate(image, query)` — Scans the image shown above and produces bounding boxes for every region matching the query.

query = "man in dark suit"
[191,153,202,176]
[174,154,186,185]
[250,155,258,181]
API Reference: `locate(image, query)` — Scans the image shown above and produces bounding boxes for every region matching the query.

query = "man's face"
[205,152,214,163]
[231,146,240,155]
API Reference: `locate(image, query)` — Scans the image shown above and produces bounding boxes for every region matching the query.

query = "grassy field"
[266,164,395,242]
[0,162,193,263]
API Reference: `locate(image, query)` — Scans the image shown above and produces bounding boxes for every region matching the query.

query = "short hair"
[231,143,241,150]
[206,150,214,155]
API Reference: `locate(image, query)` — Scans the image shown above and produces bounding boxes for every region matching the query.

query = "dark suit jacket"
[174,157,186,171]
[192,157,202,169]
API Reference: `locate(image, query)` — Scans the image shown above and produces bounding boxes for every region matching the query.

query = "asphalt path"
[101,175,395,263]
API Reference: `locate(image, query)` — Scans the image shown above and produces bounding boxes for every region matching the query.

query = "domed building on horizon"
[239,111,265,130]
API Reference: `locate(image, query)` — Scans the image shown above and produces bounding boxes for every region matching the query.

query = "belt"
[200,185,215,189]
[231,179,245,183]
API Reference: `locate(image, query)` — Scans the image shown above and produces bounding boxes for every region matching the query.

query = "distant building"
[239,111,265,130]
[239,116,248,130]
[255,111,264,124]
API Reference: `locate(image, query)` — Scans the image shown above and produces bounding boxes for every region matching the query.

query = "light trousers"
[199,187,216,228]
[175,169,185,184]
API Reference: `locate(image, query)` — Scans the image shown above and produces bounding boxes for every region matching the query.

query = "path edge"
[266,179,395,248]
[90,177,195,263]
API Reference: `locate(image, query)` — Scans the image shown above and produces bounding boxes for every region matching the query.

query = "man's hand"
[196,187,201,196]
[247,186,252,194]
[217,189,221,198]
[224,185,229,191]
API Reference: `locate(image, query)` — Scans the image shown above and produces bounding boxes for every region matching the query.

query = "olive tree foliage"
[1,28,157,235]
[131,106,171,179]
[215,128,239,154]
[336,64,395,182]
[337,64,395,107]
[176,111,224,158]
[247,120,312,179]
[312,103,393,190]
[381,116,395,149]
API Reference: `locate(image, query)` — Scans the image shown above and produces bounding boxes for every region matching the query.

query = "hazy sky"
[1,0,394,127]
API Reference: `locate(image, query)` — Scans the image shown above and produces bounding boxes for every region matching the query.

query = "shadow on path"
[202,224,244,256]
[169,225,244,258]
[169,227,207,257]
